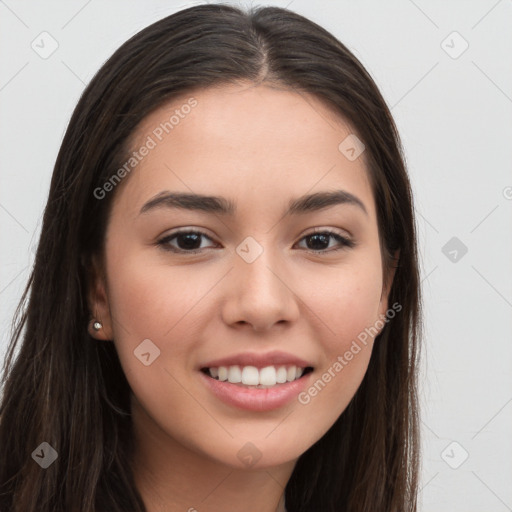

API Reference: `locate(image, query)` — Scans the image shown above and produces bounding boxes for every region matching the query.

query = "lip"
[199,350,314,370]
[199,369,313,412]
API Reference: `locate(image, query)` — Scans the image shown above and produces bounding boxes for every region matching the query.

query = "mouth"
[200,365,314,389]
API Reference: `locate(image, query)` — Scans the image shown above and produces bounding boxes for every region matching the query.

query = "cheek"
[105,248,216,341]
[104,252,212,422]
[104,247,230,401]
[291,259,382,420]
[295,257,383,348]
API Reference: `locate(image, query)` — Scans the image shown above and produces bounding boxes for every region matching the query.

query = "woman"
[0,3,422,511]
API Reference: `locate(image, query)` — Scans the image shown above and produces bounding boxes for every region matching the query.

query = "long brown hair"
[0,3,422,511]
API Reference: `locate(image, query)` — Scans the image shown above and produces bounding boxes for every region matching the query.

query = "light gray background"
[1,1,511,510]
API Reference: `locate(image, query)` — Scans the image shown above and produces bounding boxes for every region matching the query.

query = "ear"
[86,254,114,341]
[377,249,400,320]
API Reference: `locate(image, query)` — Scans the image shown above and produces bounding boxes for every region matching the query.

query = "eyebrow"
[139,189,368,217]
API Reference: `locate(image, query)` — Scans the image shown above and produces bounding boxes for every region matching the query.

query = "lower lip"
[199,370,312,412]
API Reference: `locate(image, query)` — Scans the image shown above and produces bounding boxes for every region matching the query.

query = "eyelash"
[156,228,355,255]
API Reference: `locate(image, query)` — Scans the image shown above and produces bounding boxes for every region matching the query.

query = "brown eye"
[157,230,217,253]
[296,230,355,253]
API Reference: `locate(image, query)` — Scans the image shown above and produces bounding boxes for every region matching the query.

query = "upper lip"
[200,350,314,370]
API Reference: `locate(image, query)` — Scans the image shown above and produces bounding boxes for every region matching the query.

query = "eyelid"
[301,226,352,239]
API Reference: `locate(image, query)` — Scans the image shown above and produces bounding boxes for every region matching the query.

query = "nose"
[220,246,300,332]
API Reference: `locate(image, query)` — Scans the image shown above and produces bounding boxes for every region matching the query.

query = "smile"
[201,365,313,388]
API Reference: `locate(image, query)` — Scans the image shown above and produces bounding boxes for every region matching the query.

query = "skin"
[88,82,397,512]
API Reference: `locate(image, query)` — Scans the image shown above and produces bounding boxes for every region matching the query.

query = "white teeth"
[227,365,242,383]
[276,366,288,383]
[259,366,276,386]
[241,366,259,385]
[207,364,309,387]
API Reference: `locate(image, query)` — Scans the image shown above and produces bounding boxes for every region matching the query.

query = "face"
[88,82,395,470]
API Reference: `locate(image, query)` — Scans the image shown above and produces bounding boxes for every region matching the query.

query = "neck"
[130,396,292,512]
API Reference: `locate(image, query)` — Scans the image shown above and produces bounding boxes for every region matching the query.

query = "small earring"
[92,320,103,331]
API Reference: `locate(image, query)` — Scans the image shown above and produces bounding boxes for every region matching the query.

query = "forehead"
[116,82,375,220]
